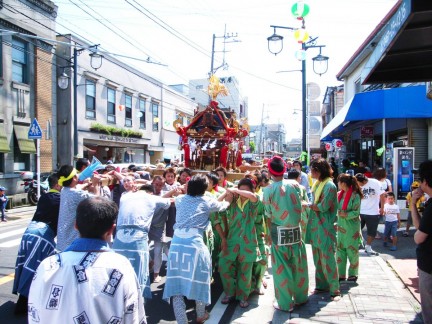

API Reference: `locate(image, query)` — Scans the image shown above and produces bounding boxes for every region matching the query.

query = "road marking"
[207,293,228,324]
[0,228,25,240]
[0,238,22,248]
[0,273,15,285]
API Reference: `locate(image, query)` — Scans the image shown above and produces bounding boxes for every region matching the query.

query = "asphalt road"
[0,207,418,323]
[0,209,225,324]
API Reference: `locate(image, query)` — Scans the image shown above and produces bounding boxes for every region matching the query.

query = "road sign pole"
[37,138,40,199]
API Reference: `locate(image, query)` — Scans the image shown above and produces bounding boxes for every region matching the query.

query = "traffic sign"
[28,118,43,139]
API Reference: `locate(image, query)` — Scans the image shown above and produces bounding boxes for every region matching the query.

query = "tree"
[249,141,256,153]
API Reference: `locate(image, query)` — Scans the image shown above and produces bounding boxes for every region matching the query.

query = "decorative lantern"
[291,1,310,20]
[295,49,307,61]
[294,28,309,44]
[118,104,125,111]
[332,139,343,149]
[325,142,333,151]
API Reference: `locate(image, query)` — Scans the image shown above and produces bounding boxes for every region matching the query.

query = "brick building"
[0,0,57,195]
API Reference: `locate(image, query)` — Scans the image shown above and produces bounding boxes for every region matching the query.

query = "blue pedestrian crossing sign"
[28,118,43,139]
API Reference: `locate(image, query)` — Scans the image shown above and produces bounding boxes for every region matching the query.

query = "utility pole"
[258,104,265,156]
[209,25,240,76]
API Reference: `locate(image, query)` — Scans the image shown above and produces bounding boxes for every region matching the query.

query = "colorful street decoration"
[174,75,249,170]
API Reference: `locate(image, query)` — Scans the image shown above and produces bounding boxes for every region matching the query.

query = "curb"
[381,257,422,313]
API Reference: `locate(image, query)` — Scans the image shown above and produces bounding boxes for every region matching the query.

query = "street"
[0,208,226,324]
[0,207,423,323]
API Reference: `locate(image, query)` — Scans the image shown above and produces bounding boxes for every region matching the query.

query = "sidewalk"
[216,245,422,324]
[388,259,420,303]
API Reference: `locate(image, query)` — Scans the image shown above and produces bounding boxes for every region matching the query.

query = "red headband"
[268,156,286,176]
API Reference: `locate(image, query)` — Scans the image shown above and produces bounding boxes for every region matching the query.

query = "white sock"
[365,245,371,252]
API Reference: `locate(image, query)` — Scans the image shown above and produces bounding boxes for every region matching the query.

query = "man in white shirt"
[293,160,312,201]
[355,173,386,255]
[29,197,146,324]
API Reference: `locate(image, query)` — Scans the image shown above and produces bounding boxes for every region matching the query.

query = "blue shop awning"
[321,85,432,140]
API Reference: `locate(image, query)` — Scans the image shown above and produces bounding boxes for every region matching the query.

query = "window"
[13,135,29,171]
[152,102,159,131]
[139,99,146,129]
[107,88,116,123]
[12,38,27,83]
[85,79,96,119]
[195,85,203,90]
[125,94,132,127]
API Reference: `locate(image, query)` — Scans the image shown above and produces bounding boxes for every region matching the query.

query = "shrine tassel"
[220,145,228,168]
[183,144,190,168]
[236,150,243,167]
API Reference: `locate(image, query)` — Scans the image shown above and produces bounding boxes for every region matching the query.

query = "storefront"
[80,130,150,164]
[321,85,432,167]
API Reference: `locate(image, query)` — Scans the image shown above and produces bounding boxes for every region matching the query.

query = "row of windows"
[85,80,159,130]
[7,37,160,132]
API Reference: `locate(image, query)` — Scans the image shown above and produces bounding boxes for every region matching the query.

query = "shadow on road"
[0,301,27,324]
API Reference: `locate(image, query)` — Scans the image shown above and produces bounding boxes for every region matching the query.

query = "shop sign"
[361,126,374,139]
[99,134,139,143]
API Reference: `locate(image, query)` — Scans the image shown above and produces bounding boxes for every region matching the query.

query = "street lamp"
[58,44,104,159]
[267,23,329,156]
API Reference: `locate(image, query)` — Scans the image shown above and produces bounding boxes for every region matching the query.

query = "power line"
[124,0,210,58]
[69,0,161,64]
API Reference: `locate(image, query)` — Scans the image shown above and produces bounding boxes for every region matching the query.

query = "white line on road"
[0,238,22,248]
[0,228,25,240]
[207,293,228,324]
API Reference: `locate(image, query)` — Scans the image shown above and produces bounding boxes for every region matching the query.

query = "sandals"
[330,291,342,301]
[196,311,210,324]
[262,280,268,289]
[239,300,249,308]
[221,295,235,304]
[312,288,329,294]
[347,276,358,282]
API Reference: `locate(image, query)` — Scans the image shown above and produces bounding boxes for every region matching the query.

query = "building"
[189,76,248,118]
[0,0,57,194]
[55,35,195,166]
[321,0,432,202]
[249,122,286,156]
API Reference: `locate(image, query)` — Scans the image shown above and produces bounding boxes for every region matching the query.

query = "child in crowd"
[404,181,426,236]
[383,192,400,251]
[0,186,8,222]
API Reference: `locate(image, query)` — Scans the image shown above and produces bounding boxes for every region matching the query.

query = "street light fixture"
[312,48,329,76]
[58,44,104,159]
[267,23,329,156]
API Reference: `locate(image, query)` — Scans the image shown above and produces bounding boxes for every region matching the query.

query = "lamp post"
[267,24,328,156]
[58,45,103,160]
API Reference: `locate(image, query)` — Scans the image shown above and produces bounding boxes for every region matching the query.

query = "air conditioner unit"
[427,81,432,100]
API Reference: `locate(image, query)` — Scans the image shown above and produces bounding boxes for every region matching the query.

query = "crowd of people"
[8,155,432,323]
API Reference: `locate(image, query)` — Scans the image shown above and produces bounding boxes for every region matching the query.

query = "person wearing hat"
[404,181,426,237]
[262,156,309,312]
[0,186,8,222]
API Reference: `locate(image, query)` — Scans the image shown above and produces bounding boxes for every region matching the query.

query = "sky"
[53,0,398,140]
